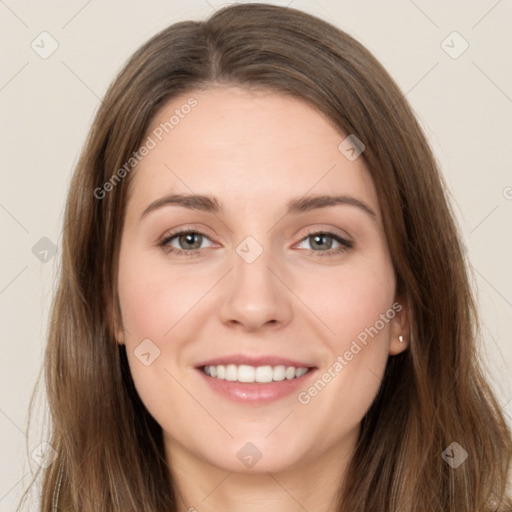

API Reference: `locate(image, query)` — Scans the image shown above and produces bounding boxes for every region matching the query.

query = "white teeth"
[237,365,255,382]
[225,364,237,381]
[295,367,308,378]
[272,365,286,381]
[202,364,310,383]
[255,366,273,383]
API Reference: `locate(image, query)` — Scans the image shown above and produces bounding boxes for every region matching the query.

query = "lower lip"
[197,368,317,404]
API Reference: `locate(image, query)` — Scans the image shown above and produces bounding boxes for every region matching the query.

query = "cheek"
[310,256,396,349]
[117,252,204,434]
[301,257,395,413]
[116,250,214,402]
[117,250,210,342]
[286,252,394,398]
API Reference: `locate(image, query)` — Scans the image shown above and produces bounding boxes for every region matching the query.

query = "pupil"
[182,233,200,249]
[313,234,330,250]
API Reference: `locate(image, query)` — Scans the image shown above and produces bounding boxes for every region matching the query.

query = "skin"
[114,85,409,512]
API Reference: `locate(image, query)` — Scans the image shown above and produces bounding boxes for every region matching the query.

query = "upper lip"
[196,354,316,369]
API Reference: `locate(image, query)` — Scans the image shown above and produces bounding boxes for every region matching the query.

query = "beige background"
[1,0,511,509]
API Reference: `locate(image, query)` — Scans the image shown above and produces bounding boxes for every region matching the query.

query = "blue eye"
[159,229,353,258]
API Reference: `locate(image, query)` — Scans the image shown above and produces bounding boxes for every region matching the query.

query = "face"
[114,86,409,476]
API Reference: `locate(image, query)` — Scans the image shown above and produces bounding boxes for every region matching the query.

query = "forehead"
[126,86,379,219]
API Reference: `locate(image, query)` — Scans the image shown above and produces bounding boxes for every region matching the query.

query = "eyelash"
[158,227,353,258]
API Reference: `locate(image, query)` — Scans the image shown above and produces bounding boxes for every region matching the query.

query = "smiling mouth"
[200,364,313,383]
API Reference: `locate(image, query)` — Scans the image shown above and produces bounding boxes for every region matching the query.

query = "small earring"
[398,335,404,343]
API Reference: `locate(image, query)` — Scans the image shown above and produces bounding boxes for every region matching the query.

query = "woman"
[20,3,512,511]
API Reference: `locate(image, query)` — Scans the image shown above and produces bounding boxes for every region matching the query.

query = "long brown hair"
[19,3,512,511]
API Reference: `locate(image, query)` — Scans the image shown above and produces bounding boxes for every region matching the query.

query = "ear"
[104,285,125,345]
[388,292,410,355]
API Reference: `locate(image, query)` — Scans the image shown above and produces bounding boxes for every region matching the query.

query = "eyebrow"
[140,193,377,221]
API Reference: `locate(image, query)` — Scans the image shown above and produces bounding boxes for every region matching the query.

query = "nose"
[218,240,293,333]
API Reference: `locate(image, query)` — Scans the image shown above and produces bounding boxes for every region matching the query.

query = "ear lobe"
[104,285,125,345]
[112,304,125,346]
[388,294,410,356]
[113,313,125,346]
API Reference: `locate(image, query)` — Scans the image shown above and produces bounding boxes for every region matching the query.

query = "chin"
[203,436,310,474]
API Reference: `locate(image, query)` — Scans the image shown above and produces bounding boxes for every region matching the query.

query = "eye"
[159,229,214,257]
[159,228,353,258]
[295,230,353,257]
